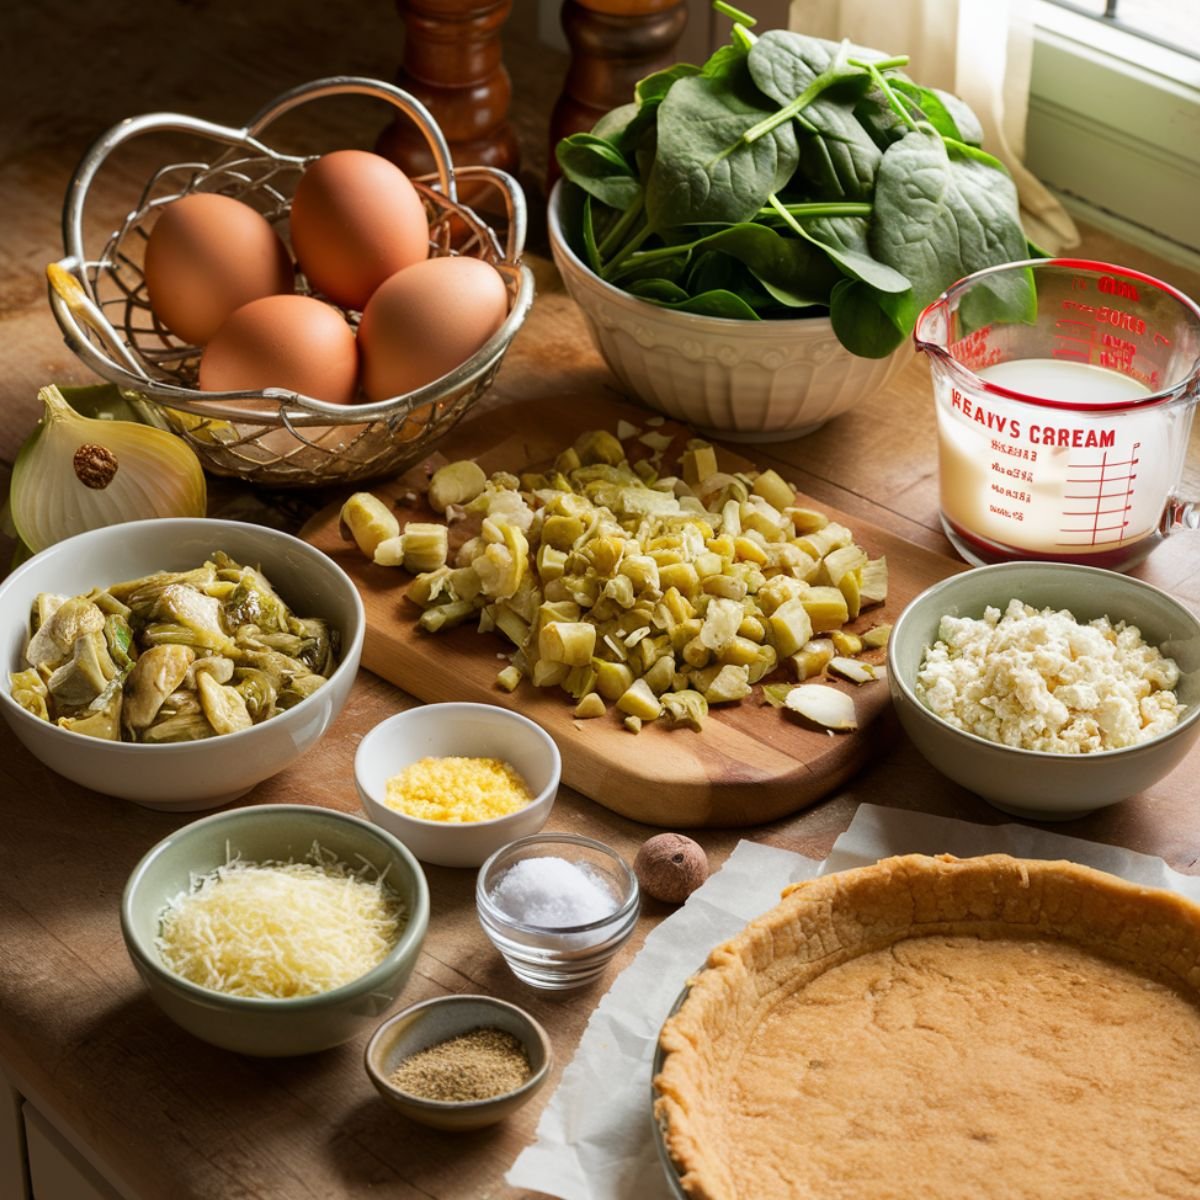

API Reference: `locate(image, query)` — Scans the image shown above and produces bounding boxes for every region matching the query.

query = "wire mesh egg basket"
[48,77,534,487]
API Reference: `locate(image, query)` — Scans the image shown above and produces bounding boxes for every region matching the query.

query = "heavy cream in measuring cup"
[935,358,1180,559]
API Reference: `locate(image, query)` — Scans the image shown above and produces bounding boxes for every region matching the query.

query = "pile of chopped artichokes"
[10,553,337,742]
[342,429,888,733]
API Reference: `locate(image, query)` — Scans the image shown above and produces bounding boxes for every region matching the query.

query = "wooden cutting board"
[302,387,964,828]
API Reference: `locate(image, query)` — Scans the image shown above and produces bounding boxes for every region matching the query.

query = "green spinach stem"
[713,0,756,25]
[758,201,872,219]
[600,224,655,280]
[849,57,918,130]
[596,195,646,261]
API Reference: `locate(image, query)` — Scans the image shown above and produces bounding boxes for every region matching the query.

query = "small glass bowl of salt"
[476,833,640,990]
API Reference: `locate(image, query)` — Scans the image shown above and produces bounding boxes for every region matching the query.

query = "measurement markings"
[1064,490,1135,501]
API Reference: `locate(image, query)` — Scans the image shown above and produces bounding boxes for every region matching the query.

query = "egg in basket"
[47,77,534,487]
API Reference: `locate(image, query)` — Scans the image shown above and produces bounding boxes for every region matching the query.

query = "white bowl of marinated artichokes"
[0,518,364,811]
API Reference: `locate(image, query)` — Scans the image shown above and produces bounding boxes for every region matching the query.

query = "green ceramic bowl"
[364,994,552,1130]
[887,562,1200,820]
[121,804,430,1056]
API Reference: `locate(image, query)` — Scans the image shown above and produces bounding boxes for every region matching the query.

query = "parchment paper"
[506,804,1200,1199]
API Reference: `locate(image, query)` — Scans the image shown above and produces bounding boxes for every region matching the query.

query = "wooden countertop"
[2,4,1199,1198]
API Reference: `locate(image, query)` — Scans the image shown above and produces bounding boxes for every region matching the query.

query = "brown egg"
[358,256,508,401]
[289,150,430,311]
[143,193,293,345]
[198,294,359,405]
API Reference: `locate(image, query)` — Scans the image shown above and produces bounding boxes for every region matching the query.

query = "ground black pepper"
[389,1026,532,1102]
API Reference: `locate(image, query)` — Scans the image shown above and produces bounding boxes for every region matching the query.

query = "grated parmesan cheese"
[156,843,406,999]
[385,756,533,823]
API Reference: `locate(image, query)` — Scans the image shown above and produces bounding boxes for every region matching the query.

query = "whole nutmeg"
[634,833,708,905]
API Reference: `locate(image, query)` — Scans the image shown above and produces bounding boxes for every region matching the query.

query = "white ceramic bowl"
[887,562,1200,820]
[548,181,910,441]
[0,518,364,811]
[355,702,561,868]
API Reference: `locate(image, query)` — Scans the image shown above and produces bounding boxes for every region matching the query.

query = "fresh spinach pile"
[555,4,1035,357]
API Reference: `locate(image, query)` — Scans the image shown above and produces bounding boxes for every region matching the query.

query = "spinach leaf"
[614,222,841,306]
[581,195,603,275]
[636,63,701,106]
[591,103,640,148]
[799,216,911,294]
[747,32,879,198]
[686,252,775,311]
[556,133,642,211]
[869,126,1027,312]
[630,282,763,320]
[891,81,983,147]
[829,278,908,357]
[647,59,800,228]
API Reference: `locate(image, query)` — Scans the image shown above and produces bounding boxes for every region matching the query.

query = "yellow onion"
[11,385,207,553]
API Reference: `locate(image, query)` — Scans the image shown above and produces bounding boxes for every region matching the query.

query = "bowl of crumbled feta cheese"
[887,563,1200,819]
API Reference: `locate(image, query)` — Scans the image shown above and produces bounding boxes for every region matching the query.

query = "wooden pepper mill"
[376,0,520,184]
[548,0,687,185]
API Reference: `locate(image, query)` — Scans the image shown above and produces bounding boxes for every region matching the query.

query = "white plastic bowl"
[548,181,911,441]
[0,518,364,811]
[355,702,561,868]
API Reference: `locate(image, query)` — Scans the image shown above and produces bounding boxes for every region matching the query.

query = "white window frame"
[1026,0,1200,268]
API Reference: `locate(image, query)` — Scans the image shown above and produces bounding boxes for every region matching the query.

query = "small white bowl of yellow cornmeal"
[355,702,561,868]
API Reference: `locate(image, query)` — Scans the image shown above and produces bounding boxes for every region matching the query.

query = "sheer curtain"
[786,0,1079,252]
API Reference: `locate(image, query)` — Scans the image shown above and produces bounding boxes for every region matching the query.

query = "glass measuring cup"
[914,259,1200,572]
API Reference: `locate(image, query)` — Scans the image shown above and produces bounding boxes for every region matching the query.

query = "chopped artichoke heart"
[698,597,744,653]
[801,587,850,632]
[25,596,105,668]
[785,506,829,534]
[429,460,487,513]
[419,600,476,632]
[538,620,596,666]
[660,689,708,731]
[197,672,253,736]
[703,664,751,705]
[751,469,796,512]
[616,677,662,720]
[682,444,719,487]
[389,429,886,732]
[574,692,606,719]
[860,557,889,607]
[124,644,195,732]
[401,523,450,574]
[768,598,815,660]
[47,631,118,711]
[496,664,523,692]
[861,624,893,649]
[340,492,399,558]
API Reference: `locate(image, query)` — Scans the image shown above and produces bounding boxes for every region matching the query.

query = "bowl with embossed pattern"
[548,181,910,443]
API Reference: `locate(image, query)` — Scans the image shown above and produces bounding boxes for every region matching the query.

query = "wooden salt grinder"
[548,0,687,186]
[376,0,520,180]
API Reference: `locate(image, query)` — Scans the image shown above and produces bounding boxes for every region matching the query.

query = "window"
[1026,0,1200,265]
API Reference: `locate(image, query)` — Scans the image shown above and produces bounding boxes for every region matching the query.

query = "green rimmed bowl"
[887,562,1200,820]
[121,804,430,1056]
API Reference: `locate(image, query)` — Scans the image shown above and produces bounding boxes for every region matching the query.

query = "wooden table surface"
[2,4,1199,1198]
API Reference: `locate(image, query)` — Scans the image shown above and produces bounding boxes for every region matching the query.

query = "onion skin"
[11,386,207,553]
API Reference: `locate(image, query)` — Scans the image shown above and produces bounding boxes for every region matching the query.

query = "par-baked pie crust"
[653,853,1200,1200]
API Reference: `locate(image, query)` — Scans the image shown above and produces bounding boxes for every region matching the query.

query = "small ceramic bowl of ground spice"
[355,702,561,868]
[364,994,553,1130]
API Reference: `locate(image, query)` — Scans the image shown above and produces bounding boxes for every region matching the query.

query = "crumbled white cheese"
[914,598,1185,754]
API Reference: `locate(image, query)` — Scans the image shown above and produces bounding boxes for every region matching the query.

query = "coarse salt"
[490,857,619,927]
